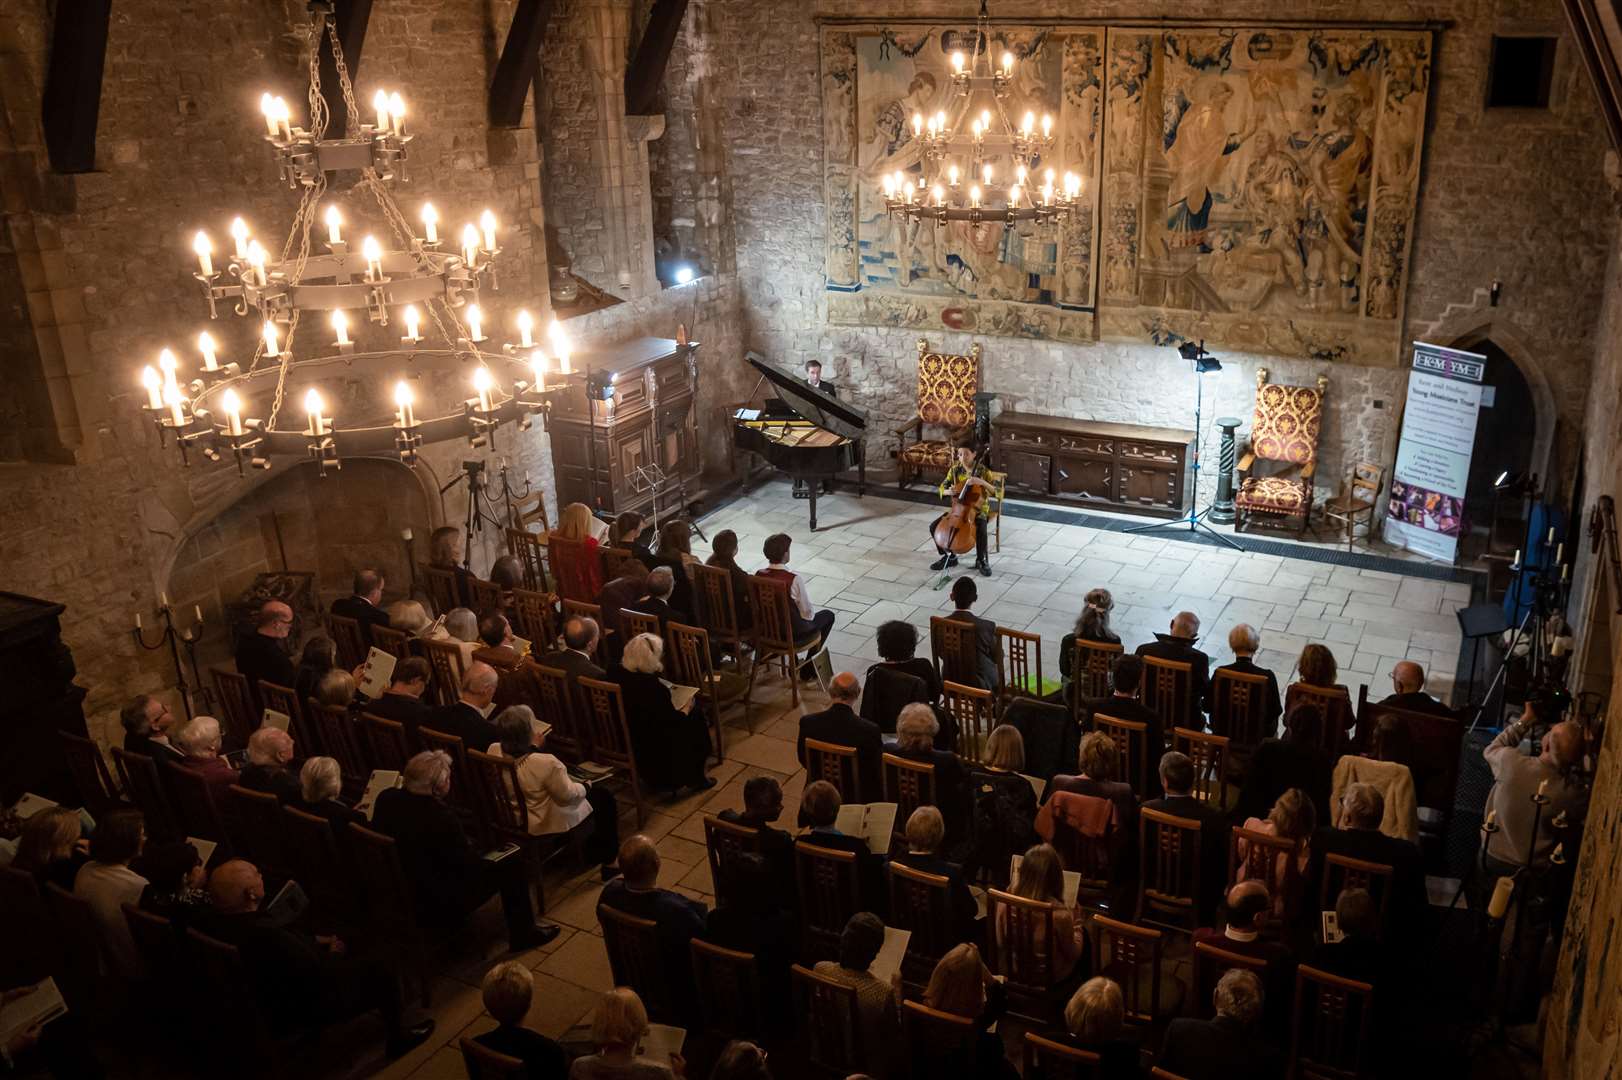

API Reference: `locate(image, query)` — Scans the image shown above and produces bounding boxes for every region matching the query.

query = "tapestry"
[821,24,1433,366]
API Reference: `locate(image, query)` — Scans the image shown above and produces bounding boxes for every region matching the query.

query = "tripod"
[440,459,526,570]
[1126,342,1243,552]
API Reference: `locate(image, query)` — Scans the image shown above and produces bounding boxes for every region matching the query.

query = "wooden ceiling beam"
[41,0,113,173]
[489,0,553,128]
[624,0,689,117]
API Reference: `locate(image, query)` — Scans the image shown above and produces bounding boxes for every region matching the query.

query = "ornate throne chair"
[894,339,981,489]
[1234,369,1329,535]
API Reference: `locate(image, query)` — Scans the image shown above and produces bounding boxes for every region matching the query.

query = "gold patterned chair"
[894,339,981,489]
[1234,369,1329,535]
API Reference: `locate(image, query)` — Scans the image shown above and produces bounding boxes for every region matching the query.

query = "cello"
[931,448,989,556]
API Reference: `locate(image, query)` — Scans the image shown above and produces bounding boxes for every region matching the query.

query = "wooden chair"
[561,598,603,627]
[1209,667,1275,751]
[622,609,662,642]
[468,576,504,615]
[257,680,315,755]
[1286,683,1356,757]
[419,637,468,707]
[1172,727,1230,808]
[162,760,231,844]
[1318,853,1395,939]
[1093,712,1152,800]
[358,713,413,772]
[184,926,280,1055]
[745,574,821,712]
[527,663,590,762]
[930,615,979,689]
[58,730,121,816]
[691,938,764,1041]
[1230,826,1306,922]
[547,535,599,602]
[690,561,748,663]
[1192,940,1269,1018]
[983,888,1063,1023]
[577,675,645,825]
[418,725,476,820]
[881,752,938,826]
[326,613,369,670]
[370,624,412,661]
[1071,639,1123,707]
[667,620,743,758]
[1023,1031,1102,1078]
[460,1036,526,1080]
[600,904,678,1022]
[1356,685,1466,839]
[509,588,559,649]
[422,564,464,616]
[795,841,863,961]
[122,903,187,1000]
[942,679,995,764]
[600,546,642,583]
[903,999,981,1076]
[1137,807,1202,934]
[1322,462,1385,551]
[804,738,863,804]
[886,861,958,989]
[1289,965,1375,1079]
[281,805,357,923]
[0,866,55,987]
[505,527,550,592]
[1090,913,1180,1032]
[895,339,982,489]
[41,884,101,1010]
[344,823,432,1004]
[310,701,366,788]
[210,666,257,748]
[223,784,286,879]
[996,626,1044,707]
[1139,655,1195,740]
[984,468,1008,552]
[703,815,766,910]
[111,748,180,841]
[791,963,865,1075]
[465,747,566,914]
[1048,804,1118,917]
[1234,370,1329,535]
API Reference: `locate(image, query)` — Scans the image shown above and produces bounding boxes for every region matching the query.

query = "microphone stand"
[1126,342,1242,551]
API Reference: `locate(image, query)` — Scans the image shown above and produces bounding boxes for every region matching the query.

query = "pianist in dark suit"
[805,358,837,398]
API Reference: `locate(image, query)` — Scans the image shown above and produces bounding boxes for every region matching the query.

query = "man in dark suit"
[797,779,885,909]
[1210,623,1282,738]
[371,751,559,951]
[797,672,883,801]
[1377,661,1453,717]
[945,576,999,692]
[597,834,708,1019]
[1135,610,1210,731]
[628,566,688,636]
[362,656,435,741]
[888,804,977,942]
[473,613,523,671]
[1144,751,1229,922]
[428,661,502,751]
[120,693,186,764]
[804,358,837,398]
[473,962,568,1078]
[236,599,296,703]
[200,859,434,1058]
[537,615,606,720]
[1192,880,1295,1030]
[1159,969,1284,1080]
[330,569,391,644]
[717,776,796,906]
[1078,654,1166,788]
[1312,782,1426,940]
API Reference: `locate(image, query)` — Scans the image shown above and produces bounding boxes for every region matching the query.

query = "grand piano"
[732,351,867,530]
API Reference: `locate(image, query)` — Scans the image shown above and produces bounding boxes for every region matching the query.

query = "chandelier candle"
[230,217,250,259]
[420,203,438,244]
[403,305,421,343]
[388,92,405,136]
[373,90,389,131]
[331,310,351,347]
[163,383,185,427]
[259,92,278,136]
[263,320,280,358]
[530,350,547,391]
[474,367,494,412]
[193,232,213,277]
[221,388,244,436]
[362,236,382,281]
[517,309,534,348]
[141,366,163,409]
[480,210,498,252]
[461,224,479,267]
[158,348,179,392]
[466,304,485,343]
[394,381,415,428]
[273,96,291,141]
[325,205,342,245]
[198,332,218,371]
[247,241,267,285]
[304,389,326,435]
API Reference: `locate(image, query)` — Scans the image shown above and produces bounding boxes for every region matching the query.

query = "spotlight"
[674,265,695,285]
[1176,338,1222,373]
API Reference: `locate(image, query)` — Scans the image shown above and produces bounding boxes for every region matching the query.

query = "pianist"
[805,359,837,398]
[928,440,994,577]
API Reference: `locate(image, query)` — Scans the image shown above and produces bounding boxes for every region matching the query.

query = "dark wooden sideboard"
[0,593,88,805]
[991,412,1195,519]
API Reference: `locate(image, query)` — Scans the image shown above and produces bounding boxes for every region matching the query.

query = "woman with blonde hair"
[385,599,438,638]
[427,524,476,608]
[610,633,714,795]
[964,725,1039,885]
[11,806,86,890]
[569,986,683,1079]
[1062,976,1139,1078]
[550,501,605,599]
[998,842,1084,981]
[1237,786,1316,914]
[921,943,1016,1078]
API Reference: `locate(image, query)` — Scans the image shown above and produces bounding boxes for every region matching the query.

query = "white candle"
[362,235,382,280]
[135,612,143,631]
[947,164,960,187]
[260,92,277,136]
[304,388,325,435]
[1002,51,1014,74]
[194,605,203,624]
[247,240,267,285]
[473,366,494,412]
[912,113,923,137]
[263,320,279,358]
[403,305,421,342]
[160,591,169,609]
[324,205,342,245]
[158,348,179,392]
[273,96,291,140]
[230,217,250,259]
[951,51,964,73]
[517,309,534,348]
[461,224,479,267]
[388,92,406,136]
[969,185,982,208]
[1537,779,1549,798]
[141,366,163,409]
[1563,563,1570,582]
[373,90,389,131]
[1556,542,1564,563]
[1487,876,1513,919]
[164,384,184,426]
[1513,548,1521,565]
[466,304,484,342]
[1042,113,1053,138]
[1022,111,1035,136]
[198,332,218,371]
[530,349,547,391]
[480,209,498,252]
[331,309,351,346]
[982,163,993,186]
[1009,185,1022,206]
[394,381,415,427]
[221,388,244,435]
[1548,527,1556,545]
[420,202,439,244]
[193,231,213,276]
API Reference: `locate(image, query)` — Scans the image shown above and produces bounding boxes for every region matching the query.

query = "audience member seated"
[317,669,360,710]
[1192,880,1294,1025]
[569,987,681,1080]
[135,839,209,928]
[1483,699,1587,873]
[1284,644,1352,739]
[11,806,87,891]
[491,705,620,876]
[430,661,503,750]
[758,533,835,676]
[1062,976,1140,1080]
[1041,731,1138,908]
[1235,703,1334,824]
[371,751,560,951]
[922,943,1016,1079]
[539,616,607,691]
[299,757,364,828]
[121,692,185,764]
[1047,730,1141,832]
[717,776,795,903]
[1313,782,1425,936]
[599,558,650,643]
[597,836,707,1012]
[865,619,942,721]
[703,851,796,1015]
[1060,587,1120,692]
[943,576,999,692]
[812,912,903,1080]
[1378,660,1452,717]
[708,1041,772,1080]
[704,529,754,631]
[889,806,977,942]
[633,566,688,635]
[1157,969,1282,1080]
[387,599,438,638]
[1143,751,1228,922]
[1311,887,1386,986]
[473,961,568,1080]
[610,511,655,567]
[73,809,149,978]
[1237,787,1315,916]
[798,671,883,799]
[963,725,1039,885]
[364,656,435,738]
[200,859,434,1056]
[1133,610,1210,730]
[654,519,700,618]
[1000,843,1084,984]
[552,502,605,598]
[174,715,241,801]
[1211,624,1282,738]
[443,607,482,669]
[475,612,526,670]
[237,599,297,695]
[331,568,391,642]
[295,637,341,705]
[892,703,970,841]
[612,633,715,795]
[490,555,527,614]
[240,726,300,804]
[1077,654,1165,787]
[429,524,477,608]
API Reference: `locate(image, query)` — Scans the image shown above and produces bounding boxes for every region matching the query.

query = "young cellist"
[929,439,994,577]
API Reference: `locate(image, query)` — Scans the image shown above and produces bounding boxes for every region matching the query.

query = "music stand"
[1457,602,1510,709]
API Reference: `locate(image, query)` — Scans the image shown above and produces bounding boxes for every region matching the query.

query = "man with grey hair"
[539,616,606,717]
[372,751,560,950]
[891,701,969,842]
[1135,610,1211,730]
[121,693,185,764]
[632,565,686,635]
[1145,750,1228,920]
[241,725,299,804]
[1211,623,1282,737]
[1158,967,1282,1078]
[1315,780,1425,940]
[430,660,503,750]
[797,671,882,799]
[174,715,240,802]
[1483,698,1587,869]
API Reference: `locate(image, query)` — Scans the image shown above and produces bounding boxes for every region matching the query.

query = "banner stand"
[1384,341,1486,563]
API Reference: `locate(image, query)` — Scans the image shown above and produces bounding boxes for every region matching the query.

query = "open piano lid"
[745,351,868,441]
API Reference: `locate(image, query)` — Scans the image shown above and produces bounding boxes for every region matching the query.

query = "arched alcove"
[1440,318,1558,485]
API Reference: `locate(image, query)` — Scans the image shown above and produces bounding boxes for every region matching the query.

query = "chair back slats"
[343,822,420,932]
[370,624,412,661]
[280,805,353,919]
[111,748,179,841]
[791,963,865,1075]
[1090,913,1168,1029]
[210,667,257,749]
[1023,1031,1103,1077]
[881,752,937,826]
[1137,807,1202,933]
[327,614,369,670]
[996,626,1043,703]
[691,562,743,650]
[667,620,727,764]
[578,675,645,825]
[942,679,995,765]
[598,546,640,583]
[1049,808,1115,914]
[1356,686,1466,815]
[422,566,461,618]
[418,726,476,820]
[600,903,678,1021]
[258,681,316,756]
[703,815,765,910]
[805,739,862,804]
[57,730,119,815]
[929,616,978,688]
[162,761,231,845]
[1318,853,1395,939]
[1140,655,1194,735]
[510,588,559,649]
[561,599,603,627]
[506,528,551,593]
[691,938,763,1041]
[1230,826,1305,921]
[1210,668,1273,749]
[464,747,531,841]
[1290,965,1375,1079]
[41,884,100,1010]
[1172,727,1230,807]
[419,637,468,708]
[886,862,956,987]
[359,713,413,773]
[622,609,662,642]
[795,841,863,961]
[746,575,797,654]
[223,783,286,877]
[1093,712,1151,800]
[0,866,55,986]
[461,1035,527,1080]
[547,536,600,603]
[1072,639,1123,709]
[985,888,1059,995]
[529,663,589,762]
[1193,940,1269,1017]
[311,701,366,783]
[468,577,504,616]
[903,999,980,1076]
[1286,683,1355,757]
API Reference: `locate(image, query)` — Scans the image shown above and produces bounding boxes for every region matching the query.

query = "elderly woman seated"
[314,668,359,710]
[173,715,240,801]
[386,599,439,638]
[443,607,481,669]
[240,726,299,804]
[610,633,714,795]
[891,702,969,841]
[489,705,620,877]
[298,756,365,828]
[1062,976,1141,1080]
[570,987,680,1080]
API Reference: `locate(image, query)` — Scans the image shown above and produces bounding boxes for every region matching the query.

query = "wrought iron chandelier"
[879,0,1084,227]
[138,1,568,478]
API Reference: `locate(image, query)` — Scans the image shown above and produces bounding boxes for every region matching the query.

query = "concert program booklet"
[869,927,912,986]
[638,1024,686,1067]
[660,678,700,712]
[568,761,615,785]
[261,708,291,732]
[186,836,218,867]
[834,802,897,853]
[357,769,401,820]
[1022,773,1047,800]
[0,978,66,1046]
[8,793,57,820]
[357,647,397,699]
[1009,854,1081,909]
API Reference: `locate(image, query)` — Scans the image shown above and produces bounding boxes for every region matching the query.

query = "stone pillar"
[1210,416,1243,523]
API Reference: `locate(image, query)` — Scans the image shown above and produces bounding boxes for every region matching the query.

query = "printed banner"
[1384,341,1485,562]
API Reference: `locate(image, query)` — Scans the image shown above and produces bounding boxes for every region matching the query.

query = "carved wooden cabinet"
[0,593,88,805]
[548,337,702,517]
[991,412,1194,518]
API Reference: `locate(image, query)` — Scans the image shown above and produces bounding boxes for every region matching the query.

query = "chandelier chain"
[326,16,363,135]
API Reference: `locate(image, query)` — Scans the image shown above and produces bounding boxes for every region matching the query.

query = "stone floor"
[337,479,1475,1080]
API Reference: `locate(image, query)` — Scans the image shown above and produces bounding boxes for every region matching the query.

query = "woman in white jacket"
[490,705,621,878]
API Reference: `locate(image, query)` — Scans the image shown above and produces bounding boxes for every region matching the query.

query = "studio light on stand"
[1124,339,1243,551]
